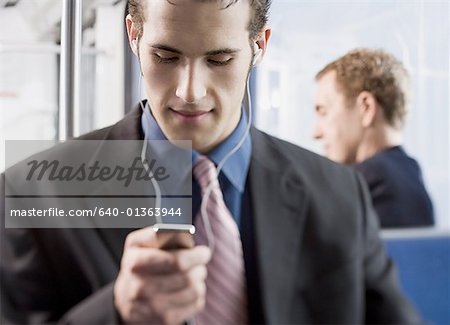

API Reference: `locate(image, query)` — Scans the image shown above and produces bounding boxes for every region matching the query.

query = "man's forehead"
[157,0,241,9]
[143,0,251,30]
[319,70,338,86]
[141,0,251,54]
[318,71,344,96]
[143,0,250,15]
[316,72,343,104]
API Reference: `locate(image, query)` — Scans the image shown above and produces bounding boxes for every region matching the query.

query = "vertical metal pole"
[59,0,82,140]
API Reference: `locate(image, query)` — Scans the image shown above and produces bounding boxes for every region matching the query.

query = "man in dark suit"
[313,48,434,229]
[1,1,420,324]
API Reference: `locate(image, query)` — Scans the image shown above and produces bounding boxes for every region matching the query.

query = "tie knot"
[193,156,219,192]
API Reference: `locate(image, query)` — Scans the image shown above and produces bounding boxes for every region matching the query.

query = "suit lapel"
[249,128,309,323]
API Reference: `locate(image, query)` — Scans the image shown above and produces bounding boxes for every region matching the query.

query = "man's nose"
[175,63,207,104]
[312,120,323,139]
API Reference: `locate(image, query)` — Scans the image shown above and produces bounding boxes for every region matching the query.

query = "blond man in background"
[313,48,434,228]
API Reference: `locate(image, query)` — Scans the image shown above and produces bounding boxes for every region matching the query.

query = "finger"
[150,264,208,293]
[154,280,206,310]
[125,226,159,248]
[129,245,211,274]
[187,264,208,283]
[127,247,177,274]
[173,245,211,271]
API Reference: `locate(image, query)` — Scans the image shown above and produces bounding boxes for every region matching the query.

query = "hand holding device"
[114,226,210,324]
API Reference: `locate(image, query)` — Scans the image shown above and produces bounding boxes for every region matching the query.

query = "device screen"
[153,223,196,250]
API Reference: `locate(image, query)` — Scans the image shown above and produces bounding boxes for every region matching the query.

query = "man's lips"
[172,109,210,116]
[170,108,212,122]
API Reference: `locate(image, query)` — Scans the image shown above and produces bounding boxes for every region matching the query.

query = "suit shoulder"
[252,128,355,179]
[76,125,114,140]
[356,146,422,183]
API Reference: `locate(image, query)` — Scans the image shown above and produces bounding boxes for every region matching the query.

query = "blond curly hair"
[316,48,410,129]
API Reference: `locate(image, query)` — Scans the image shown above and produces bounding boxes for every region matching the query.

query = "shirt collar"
[141,103,168,141]
[141,103,251,193]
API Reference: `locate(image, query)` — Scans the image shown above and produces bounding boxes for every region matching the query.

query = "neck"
[355,125,402,163]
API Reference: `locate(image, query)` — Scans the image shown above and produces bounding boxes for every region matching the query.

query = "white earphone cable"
[139,74,163,224]
[199,71,253,254]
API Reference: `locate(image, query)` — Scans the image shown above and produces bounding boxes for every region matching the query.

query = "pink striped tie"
[193,156,248,325]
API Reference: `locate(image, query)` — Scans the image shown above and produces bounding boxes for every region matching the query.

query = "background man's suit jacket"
[355,146,434,228]
[1,106,420,324]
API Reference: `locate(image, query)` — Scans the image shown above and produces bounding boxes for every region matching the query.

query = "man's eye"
[153,53,178,63]
[207,58,233,66]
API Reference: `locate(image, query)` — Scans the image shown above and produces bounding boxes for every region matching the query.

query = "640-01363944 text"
[9,207,183,218]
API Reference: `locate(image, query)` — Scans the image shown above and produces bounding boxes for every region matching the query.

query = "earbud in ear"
[252,43,263,66]
[132,38,139,51]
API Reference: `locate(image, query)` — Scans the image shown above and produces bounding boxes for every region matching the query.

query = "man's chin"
[162,132,209,151]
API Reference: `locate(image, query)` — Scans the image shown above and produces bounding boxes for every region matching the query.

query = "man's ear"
[356,91,378,128]
[254,26,272,63]
[125,14,139,57]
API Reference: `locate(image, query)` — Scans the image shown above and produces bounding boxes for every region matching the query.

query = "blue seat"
[384,230,450,325]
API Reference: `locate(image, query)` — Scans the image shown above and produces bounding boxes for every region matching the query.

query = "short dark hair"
[316,48,410,129]
[127,0,271,41]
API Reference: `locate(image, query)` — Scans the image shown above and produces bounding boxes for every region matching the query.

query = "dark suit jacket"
[355,146,434,228]
[1,106,421,324]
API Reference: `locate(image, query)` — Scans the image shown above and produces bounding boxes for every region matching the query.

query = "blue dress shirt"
[140,103,251,227]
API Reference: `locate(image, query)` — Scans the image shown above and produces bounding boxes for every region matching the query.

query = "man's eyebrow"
[205,48,241,56]
[150,44,182,54]
[150,44,240,56]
